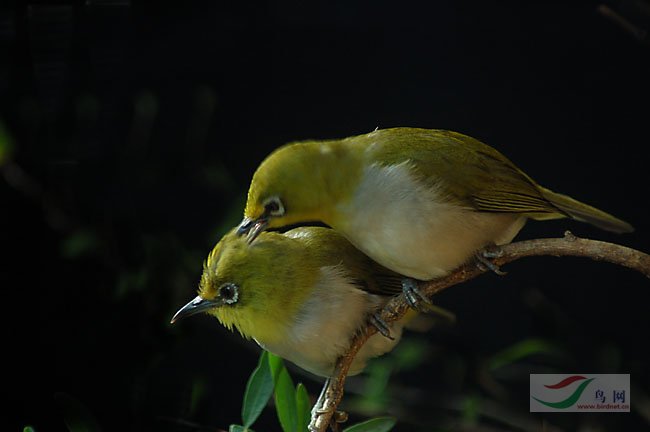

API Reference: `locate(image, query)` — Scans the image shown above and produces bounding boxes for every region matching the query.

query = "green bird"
[238,127,632,283]
[171,227,417,377]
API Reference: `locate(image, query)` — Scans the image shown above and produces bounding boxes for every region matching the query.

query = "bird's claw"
[369,313,394,340]
[402,278,432,310]
[475,246,507,275]
[401,278,457,323]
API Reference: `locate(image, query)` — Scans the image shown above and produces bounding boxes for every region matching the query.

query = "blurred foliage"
[54,393,101,432]
[0,119,13,165]
[488,338,565,371]
[231,351,399,432]
[348,338,430,415]
[60,229,101,260]
[343,417,397,432]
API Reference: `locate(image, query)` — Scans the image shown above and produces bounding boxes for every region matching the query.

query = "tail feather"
[536,188,633,234]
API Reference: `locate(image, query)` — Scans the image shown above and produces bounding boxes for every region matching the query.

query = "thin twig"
[597,4,648,42]
[309,232,650,431]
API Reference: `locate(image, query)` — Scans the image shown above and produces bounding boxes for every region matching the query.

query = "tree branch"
[309,232,650,432]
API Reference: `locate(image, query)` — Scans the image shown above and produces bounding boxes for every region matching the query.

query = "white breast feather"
[258,265,403,377]
[337,162,525,279]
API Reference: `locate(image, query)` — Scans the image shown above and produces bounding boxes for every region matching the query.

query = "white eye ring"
[262,196,285,217]
[219,283,239,305]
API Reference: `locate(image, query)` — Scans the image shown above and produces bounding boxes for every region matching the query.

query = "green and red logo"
[530,374,630,412]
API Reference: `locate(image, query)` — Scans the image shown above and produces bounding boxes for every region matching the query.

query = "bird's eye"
[263,196,285,217]
[219,283,239,305]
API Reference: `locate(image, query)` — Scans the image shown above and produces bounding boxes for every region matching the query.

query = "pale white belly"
[336,162,526,280]
[258,265,405,377]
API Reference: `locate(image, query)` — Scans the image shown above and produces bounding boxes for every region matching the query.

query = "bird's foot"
[310,378,329,416]
[475,245,507,276]
[402,278,431,310]
[309,410,347,432]
[332,411,348,430]
[369,313,394,340]
[309,378,348,432]
[402,278,456,322]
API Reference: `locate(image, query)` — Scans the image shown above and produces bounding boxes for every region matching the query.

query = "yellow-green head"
[171,229,319,345]
[239,138,362,241]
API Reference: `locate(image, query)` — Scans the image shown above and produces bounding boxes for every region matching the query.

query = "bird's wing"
[355,272,405,297]
[367,128,564,216]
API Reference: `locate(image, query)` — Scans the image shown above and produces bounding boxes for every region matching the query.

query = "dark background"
[2,1,650,431]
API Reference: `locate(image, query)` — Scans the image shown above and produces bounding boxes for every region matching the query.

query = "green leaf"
[190,378,207,416]
[343,417,397,432]
[391,338,428,371]
[54,392,101,432]
[23,427,36,432]
[133,90,158,120]
[60,230,100,259]
[229,425,249,432]
[268,352,284,382]
[488,338,563,370]
[461,394,479,424]
[242,351,275,428]
[0,119,14,166]
[274,365,298,432]
[295,383,311,432]
[352,359,391,414]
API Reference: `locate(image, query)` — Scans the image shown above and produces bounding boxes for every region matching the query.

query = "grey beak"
[237,217,268,243]
[237,217,255,235]
[170,295,219,324]
[246,219,268,244]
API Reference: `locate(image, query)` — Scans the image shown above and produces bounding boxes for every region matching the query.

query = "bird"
[171,226,419,378]
[237,127,633,286]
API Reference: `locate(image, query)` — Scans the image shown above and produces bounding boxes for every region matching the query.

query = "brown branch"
[309,232,650,432]
[597,4,649,43]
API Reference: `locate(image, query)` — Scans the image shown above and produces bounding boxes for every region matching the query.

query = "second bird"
[238,127,633,281]
[171,227,411,377]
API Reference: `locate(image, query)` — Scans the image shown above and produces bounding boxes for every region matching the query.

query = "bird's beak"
[237,217,255,235]
[170,295,220,324]
[237,217,268,244]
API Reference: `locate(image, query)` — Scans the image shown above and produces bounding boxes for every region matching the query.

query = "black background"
[3,1,650,431]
